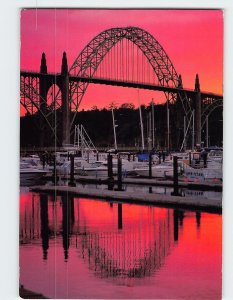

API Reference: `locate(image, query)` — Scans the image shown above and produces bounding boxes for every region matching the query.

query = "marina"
[19,9,223,299]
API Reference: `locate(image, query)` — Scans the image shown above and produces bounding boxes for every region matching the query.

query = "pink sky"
[20,9,223,112]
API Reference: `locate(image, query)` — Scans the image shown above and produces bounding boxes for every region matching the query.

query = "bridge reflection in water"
[20,192,221,298]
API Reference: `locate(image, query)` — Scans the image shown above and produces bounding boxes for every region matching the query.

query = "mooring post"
[159,152,161,164]
[162,151,165,162]
[87,151,89,164]
[149,153,152,179]
[107,154,114,190]
[117,157,123,191]
[69,154,75,187]
[128,153,130,161]
[96,151,99,161]
[172,156,179,196]
[189,151,192,166]
[108,154,113,179]
[52,156,57,185]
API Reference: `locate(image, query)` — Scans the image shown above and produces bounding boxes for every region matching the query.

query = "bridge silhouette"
[20,26,223,148]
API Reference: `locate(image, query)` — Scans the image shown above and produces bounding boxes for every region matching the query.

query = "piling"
[52,157,58,185]
[162,151,165,162]
[149,153,152,179]
[107,154,114,190]
[107,154,113,179]
[68,154,75,187]
[96,152,99,161]
[189,151,192,166]
[171,156,179,196]
[117,157,123,191]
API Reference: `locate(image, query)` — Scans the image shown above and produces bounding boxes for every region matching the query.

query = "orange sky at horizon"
[20,9,223,115]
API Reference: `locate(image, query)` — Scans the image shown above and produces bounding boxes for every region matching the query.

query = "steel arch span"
[201,98,223,129]
[69,26,191,127]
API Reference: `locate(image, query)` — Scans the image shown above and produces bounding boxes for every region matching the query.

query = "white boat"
[134,161,180,178]
[180,154,222,183]
[20,161,48,184]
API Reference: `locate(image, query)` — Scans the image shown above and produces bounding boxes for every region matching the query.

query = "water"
[20,190,222,299]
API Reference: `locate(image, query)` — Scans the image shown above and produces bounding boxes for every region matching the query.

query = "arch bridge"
[20,26,223,148]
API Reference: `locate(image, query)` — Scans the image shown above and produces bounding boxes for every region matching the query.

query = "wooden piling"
[149,153,152,179]
[117,157,123,191]
[189,151,192,166]
[107,154,113,179]
[68,154,75,187]
[172,156,179,196]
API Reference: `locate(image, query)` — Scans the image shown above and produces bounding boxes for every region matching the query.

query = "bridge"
[20,26,223,149]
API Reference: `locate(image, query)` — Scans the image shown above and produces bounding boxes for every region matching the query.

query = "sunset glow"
[20,9,223,114]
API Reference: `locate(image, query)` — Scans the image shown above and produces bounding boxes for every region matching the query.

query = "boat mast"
[167,100,170,151]
[152,99,155,149]
[183,116,186,151]
[192,110,195,150]
[206,115,209,148]
[138,90,145,151]
[111,108,118,150]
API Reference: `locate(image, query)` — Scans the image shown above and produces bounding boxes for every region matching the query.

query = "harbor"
[19,9,223,300]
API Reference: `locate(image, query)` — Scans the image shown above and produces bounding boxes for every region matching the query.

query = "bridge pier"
[194,74,202,146]
[39,53,48,147]
[60,52,70,146]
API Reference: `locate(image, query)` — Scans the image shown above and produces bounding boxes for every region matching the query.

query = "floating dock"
[44,175,222,191]
[76,175,222,191]
[31,185,222,214]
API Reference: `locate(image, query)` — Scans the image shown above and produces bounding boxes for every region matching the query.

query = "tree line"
[20,102,223,150]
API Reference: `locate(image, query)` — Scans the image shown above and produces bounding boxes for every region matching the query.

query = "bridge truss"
[20,26,222,148]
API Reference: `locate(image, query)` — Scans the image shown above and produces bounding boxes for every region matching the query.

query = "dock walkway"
[31,185,222,213]
[75,175,222,191]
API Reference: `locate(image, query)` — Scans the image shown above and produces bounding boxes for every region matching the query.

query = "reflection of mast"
[40,194,49,260]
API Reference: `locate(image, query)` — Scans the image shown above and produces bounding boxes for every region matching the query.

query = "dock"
[31,185,222,214]
[76,175,222,191]
[45,175,222,191]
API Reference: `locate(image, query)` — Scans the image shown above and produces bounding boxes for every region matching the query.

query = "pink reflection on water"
[20,192,221,299]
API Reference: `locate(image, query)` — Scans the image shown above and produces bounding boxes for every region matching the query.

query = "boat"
[20,161,48,185]
[134,161,181,178]
[180,151,222,182]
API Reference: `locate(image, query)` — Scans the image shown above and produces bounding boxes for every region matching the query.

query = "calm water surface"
[20,189,222,299]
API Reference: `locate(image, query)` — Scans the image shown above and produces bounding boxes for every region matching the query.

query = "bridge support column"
[39,53,48,147]
[194,74,202,146]
[61,52,70,146]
